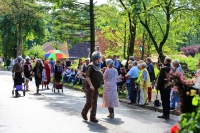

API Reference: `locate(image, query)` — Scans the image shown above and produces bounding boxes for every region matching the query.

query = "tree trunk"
[123,22,127,59]
[17,15,23,56]
[141,33,145,60]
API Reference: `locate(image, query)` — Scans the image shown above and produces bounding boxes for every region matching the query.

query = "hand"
[90,86,95,91]
[143,82,146,88]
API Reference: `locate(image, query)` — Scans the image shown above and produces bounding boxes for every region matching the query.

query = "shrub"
[181,45,200,57]
[24,45,45,59]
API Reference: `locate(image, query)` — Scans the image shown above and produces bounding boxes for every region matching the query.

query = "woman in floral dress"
[101,59,120,118]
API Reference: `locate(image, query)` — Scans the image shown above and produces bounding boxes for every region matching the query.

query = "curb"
[54,82,180,116]
[119,99,179,116]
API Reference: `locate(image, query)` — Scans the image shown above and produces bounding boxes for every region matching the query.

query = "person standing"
[157,57,172,119]
[170,59,183,110]
[33,60,44,94]
[49,58,55,77]
[126,64,132,103]
[125,61,140,104]
[113,55,119,70]
[6,58,11,69]
[81,51,103,123]
[43,61,51,89]
[146,57,156,102]
[101,57,107,68]
[54,60,63,82]
[66,58,71,67]
[23,57,32,90]
[137,60,151,105]
[81,58,90,92]
[0,56,2,70]
[100,59,120,118]
[77,58,83,69]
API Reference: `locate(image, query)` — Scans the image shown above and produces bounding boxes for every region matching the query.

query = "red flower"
[170,125,179,133]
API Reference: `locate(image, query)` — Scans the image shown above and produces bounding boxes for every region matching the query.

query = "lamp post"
[139,45,144,60]
[90,0,95,60]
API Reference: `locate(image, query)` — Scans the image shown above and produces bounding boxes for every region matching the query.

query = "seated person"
[116,67,126,86]
[63,67,71,83]
[67,68,76,84]
[73,67,82,85]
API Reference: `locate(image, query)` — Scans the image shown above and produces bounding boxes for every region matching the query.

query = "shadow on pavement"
[101,118,124,125]
[82,121,109,133]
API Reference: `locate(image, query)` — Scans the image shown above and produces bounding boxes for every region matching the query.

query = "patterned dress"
[101,68,120,108]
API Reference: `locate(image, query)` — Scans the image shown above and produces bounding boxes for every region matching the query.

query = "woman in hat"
[100,59,120,118]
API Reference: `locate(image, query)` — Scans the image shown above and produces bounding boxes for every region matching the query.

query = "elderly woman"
[55,60,63,82]
[81,51,103,123]
[42,61,51,89]
[33,60,44,94]
[23,56,32,90]
[137,60,151,105]
[12,56,23,96]
[100,59,119,118]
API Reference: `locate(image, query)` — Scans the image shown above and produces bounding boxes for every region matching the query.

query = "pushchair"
[52,79,63,93]
[12,74,26,97]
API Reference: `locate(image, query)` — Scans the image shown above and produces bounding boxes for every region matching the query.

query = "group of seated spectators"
[62,58,90,89]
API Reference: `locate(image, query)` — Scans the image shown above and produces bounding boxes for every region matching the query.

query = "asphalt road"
[0,70,179,133]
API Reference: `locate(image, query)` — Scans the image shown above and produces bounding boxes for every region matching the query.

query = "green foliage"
[71,57,86,69]
[0,0,49,56]
[24,45,45,59]
[180,95,200,133]
[180,110,200,133]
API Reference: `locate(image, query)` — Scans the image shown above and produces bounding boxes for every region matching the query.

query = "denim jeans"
[63,76,69,83]
[127,83,130,99]
[170,90,180,108]
[67,76,75,83]
[73,78,79,85]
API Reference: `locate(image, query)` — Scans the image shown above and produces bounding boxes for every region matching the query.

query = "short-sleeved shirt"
[86,65,103,89]
[127,66,139,78]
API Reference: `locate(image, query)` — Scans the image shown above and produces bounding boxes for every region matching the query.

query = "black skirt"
[14,72,23,85]
[35,76,42,86]
[55,72,62,82]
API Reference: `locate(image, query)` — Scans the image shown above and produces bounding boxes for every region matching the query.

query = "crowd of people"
[2,52,200,122]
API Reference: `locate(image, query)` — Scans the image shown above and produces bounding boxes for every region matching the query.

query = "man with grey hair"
[170,59,183,110]
[125,61,139,104]
[81,51,103,123]
[157,57,171,119]
[129,56,135,62]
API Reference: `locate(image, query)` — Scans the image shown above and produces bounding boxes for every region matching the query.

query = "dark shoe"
[170,107,175,110]
[107,113,114,118]
[157,115,169,119]
[90,118,99,123]
[81,113,88,121]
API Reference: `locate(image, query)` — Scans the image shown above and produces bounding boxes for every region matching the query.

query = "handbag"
[154,90,161,112]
